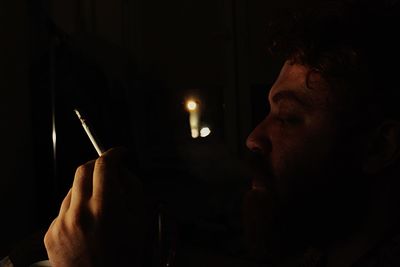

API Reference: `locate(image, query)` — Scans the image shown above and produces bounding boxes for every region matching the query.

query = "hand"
[44,147,146,267]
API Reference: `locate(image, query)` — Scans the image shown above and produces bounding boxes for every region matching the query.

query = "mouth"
[251,175,268,191]
[244,154,273,192]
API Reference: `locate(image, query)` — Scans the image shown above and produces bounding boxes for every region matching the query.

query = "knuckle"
[69,207,84,225]
[43,230,53,248]
[69,206,92,230]
[44,219,62,248]
[75,164,90,178]
[89,199,104,218]
[75,160,95,176]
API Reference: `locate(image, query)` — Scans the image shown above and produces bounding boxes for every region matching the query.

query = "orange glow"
[186,100,197,111]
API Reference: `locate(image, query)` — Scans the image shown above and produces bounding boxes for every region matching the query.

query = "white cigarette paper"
[74,109,105,156]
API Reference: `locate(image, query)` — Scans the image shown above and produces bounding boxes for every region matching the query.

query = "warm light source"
[200,127,211,138]
[191,129,200,138]
[186,100,197,111]
[185,97,201,138]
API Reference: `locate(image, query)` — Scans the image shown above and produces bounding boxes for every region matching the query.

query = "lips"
[244,154,273,191]
[251,175,268,191]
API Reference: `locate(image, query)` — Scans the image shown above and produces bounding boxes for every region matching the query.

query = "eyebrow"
[271,90,312,108]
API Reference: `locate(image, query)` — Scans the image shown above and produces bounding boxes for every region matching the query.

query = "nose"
[246,120,271,155]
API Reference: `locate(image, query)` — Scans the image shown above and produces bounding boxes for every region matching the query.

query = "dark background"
[0,0,302,261]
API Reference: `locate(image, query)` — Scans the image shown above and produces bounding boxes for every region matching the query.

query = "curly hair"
[266,0,400,127]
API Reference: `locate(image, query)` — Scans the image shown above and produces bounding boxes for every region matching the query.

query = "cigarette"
[74,109,105,156]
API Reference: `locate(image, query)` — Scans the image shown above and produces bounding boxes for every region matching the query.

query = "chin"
[241,178,325,262]
[241,187,283,262]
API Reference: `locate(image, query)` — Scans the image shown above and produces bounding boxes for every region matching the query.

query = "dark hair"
[266,0,400,126]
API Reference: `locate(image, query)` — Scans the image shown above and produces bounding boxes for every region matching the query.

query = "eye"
[275,115,302,126]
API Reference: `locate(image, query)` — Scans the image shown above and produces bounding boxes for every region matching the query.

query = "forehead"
[269,61,330,106]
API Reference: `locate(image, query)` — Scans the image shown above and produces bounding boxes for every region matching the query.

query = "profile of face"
[243,60,368,262]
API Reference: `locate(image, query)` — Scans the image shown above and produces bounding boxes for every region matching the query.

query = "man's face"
[243,61,364,261]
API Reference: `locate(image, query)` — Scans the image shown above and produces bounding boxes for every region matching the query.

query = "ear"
[363,120,400,175]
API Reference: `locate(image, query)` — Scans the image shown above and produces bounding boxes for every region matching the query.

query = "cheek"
[269,122,339,187]
[268,125,306,176]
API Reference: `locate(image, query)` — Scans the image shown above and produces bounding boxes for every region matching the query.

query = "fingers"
[70,160,95,210]
[92,147,128,211]
[59,147,128,217]
[44,146,145,267]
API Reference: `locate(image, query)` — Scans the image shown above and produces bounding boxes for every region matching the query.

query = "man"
[243,1,400,266]
[44,0,400,266]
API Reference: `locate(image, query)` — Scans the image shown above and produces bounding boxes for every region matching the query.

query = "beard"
[242,146,370,264]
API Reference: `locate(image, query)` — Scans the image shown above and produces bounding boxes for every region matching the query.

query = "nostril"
[250,146,264,155]
[246,132,272,156]
[246,136,262,153]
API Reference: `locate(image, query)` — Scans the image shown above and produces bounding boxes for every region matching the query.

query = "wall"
[0,1,36,257]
